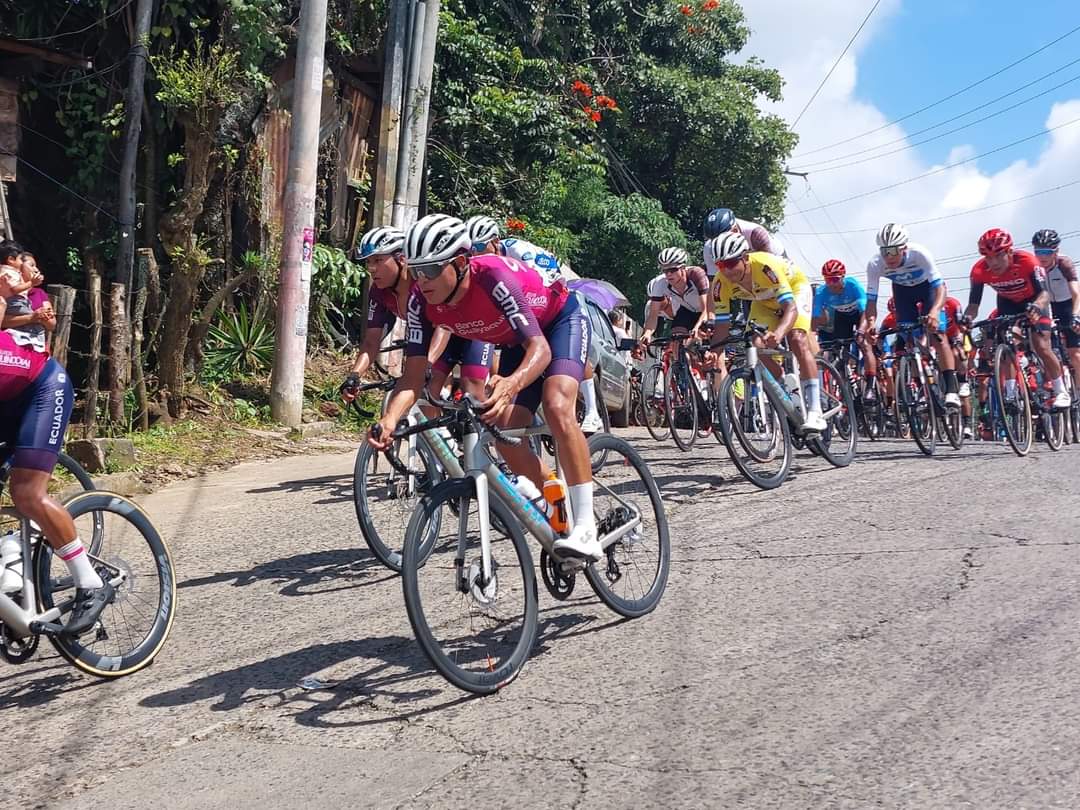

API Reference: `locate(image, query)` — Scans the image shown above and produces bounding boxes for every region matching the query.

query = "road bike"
[819,337,886,441]
[393,391,669,694]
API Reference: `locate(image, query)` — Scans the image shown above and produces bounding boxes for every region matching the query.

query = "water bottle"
[511,475,550,519]
[782,372,800,395]
[542,476,570,534]
[0,531,23,594]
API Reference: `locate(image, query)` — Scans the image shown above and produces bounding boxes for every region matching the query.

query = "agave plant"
[204,302,275,379]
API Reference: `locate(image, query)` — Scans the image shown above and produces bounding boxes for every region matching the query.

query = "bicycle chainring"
[0,620,38,664]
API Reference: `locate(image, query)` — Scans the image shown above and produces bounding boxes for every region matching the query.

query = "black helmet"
[703,207,735,240]
[1031,228,1061,250]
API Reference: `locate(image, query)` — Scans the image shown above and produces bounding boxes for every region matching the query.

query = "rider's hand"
[479,374,517,424]
[367,418,395,451]
[339,372,361,402]
[1072,315,1080,335]
[702,350,718,368]
[631,339,648,361]
[762,330,781,349]
[1025,303,1042,325]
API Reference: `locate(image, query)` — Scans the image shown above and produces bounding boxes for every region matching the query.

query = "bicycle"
[713,323,856,490]
[0,467,175,675]
[393,391,670,694]
[819,337,886,441]
[637,348,670,443]
[1050,318,1080,445]
[647,333,711,452]
[1,449,102,554]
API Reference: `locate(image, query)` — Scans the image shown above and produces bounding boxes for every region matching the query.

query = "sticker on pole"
[294,302,308,337]
[301,227,315,282]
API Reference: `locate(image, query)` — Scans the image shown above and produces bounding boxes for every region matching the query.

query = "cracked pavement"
[4,429,1079,809]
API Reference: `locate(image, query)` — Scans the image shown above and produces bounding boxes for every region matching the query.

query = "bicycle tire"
[33,491,176,678]
[55,451,103,555]
[716,367,792,490]
[809,357,857,467]
[577,379,611,473]
[993,344,1032,457]
[897,354,936,456]
[353,438,442,572]
[862,376,886,441]
[664,362,698,452]
[583,433,670,618]
[401,478,538,695]
[640,363,670,442]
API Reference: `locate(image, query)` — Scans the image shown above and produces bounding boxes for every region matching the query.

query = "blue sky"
[854,0,1080,173]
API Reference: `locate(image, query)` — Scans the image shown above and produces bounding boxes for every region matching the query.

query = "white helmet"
[876,223,909,249]
[708,232,749,262]
[657,247,688,270]
[356,226,405,260]
[465,215,500,245]
[404,214,471,266]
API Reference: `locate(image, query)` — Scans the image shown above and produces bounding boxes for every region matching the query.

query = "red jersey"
[969,250,1046,304]
[879,312,897,332]
[0,330,48,400]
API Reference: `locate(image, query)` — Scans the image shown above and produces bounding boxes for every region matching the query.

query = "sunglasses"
[408,261,449,280]
[721,257,743,269]
[879,246,904,258]
[470,241,489,253]
[1034,248,1057,256]
[662,266,683,274]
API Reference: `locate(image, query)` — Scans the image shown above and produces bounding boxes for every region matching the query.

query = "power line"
[800,115,1080,214]
[791,0,884,129]
[791,23,1080,160]
[808,185,860,261]
[782,178,1080,235]
[792,63,1080,173]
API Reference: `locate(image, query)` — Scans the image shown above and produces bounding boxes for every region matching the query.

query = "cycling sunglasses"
[1034,248,1057,256]
[470,240,489,253]
[408,261,449,280]
[879,246,904,258]
[721,257,744,269]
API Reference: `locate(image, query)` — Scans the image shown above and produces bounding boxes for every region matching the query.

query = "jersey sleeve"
[647,275,666,301]
[865,258,882,301]
[913,245,943,287]
[366,295,395,332]
[687,266,709,296]
[404,288,434,358]
[1058,255,1078,283]
[968,261,986,308]
[475,264,543,342]
[850,277,867,312]
[712,277,733,321]
[702,240,718,279]
[765,261,795,305]
[812,286,826,318]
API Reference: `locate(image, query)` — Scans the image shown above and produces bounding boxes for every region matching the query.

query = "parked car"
[580,295,633,427]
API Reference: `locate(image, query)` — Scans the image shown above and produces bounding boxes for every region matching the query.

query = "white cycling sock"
[580,378,599,418]
[802,377,822,414]
[568,483,594,528]
[56,539,103,589]
[1052,375,1066,394]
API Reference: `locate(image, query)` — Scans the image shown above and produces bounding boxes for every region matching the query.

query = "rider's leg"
[789,329,822,415]
[1032,329,1065,385]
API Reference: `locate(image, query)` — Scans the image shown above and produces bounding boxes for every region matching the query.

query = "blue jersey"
[864,242,943,301]
[813,277,867,318]
[498,238,562,285]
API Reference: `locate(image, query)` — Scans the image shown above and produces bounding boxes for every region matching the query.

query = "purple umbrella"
[567,278,630,310]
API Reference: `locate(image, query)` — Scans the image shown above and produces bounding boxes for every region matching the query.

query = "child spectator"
[0,243,54,353]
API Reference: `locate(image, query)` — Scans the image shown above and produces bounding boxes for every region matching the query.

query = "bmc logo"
[491,282,529,330]
[406,295,425,344]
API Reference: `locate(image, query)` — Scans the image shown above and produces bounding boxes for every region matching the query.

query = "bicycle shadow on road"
[177,547,397,597]
[0,661,101,710]
[246,473,354,506]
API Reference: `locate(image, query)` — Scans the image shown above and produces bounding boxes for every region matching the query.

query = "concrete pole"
[371,0,410,227]
[402,0,441,226]
[391,0,427,230]
[270,0,328,426]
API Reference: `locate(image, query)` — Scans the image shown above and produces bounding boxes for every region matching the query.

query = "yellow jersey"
[712,252,809,318]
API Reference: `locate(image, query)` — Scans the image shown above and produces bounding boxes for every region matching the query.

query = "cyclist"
[466,215,604,434]
[369,214,601,561]
[1031,228,1080,390]
[864,223,961,409]
[340,226,492,403]
[0,262,108,636]
[812,259,879,401]
[704,232,826,432]
[702,207,787,320]
[637,247,711,347]
[964,228,1071,410]
[942,292,974,436]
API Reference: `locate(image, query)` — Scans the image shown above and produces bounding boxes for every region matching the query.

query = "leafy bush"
[204,302,275,382]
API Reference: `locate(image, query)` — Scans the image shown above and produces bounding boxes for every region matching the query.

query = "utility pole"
[372,0,409,226]
[401,0,440,227]
[270,0,329,426]
[113,0,154,296]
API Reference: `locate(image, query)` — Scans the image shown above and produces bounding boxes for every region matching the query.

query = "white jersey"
[498,238,562,285]
[703,217,787,277]
[646,266,710,314]
[864,242,943,300]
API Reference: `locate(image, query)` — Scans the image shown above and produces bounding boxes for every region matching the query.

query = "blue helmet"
[703,208,735,240]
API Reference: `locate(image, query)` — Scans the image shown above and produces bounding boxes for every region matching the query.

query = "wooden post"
[143,248,163,354]
[84,274,103,437]
[108,283,129,424]
[131,251,150,430]
[47,284,76,366]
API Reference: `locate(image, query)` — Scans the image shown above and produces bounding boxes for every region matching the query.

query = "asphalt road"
[5,429,1079,809]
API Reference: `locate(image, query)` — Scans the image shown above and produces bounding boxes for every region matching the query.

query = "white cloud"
[736,0,1080,302]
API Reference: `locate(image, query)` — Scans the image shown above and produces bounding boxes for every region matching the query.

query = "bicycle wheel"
[55,452,103,555]
[353,437,443,572]
[862,376,886,441]
[809,358,857,467]
[993,344,1032,457]
[716,367,792,490]
[1064,372,1080,444]
[664,362,698,451]
[577,381,611,472]
[401,478,538,695]
[33,492,176,678]
[583,433,670,618]
[896,355,936,456]
[640,363,670,441]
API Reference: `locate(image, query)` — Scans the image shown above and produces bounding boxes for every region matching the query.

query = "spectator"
[0,243,54,353]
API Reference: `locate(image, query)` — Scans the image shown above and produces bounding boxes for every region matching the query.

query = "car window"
[587,302,615,344]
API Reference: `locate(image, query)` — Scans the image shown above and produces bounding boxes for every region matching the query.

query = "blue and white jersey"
[499,238,562,285]
[813,276,867,318]
[864,242,943,301]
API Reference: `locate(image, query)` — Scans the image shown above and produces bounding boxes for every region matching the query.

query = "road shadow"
[0,660,104,710]
[247,473,354,506]
[650,472,735,503]
[178,547,397,597]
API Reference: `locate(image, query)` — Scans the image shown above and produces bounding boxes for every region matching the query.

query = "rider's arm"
[378,355,429,431]
[503,335,552,394]
[929,279,946,314]
[641,299,663,341]
[1031,267,1051,310]
[427,326,451,365]
[688,267,710,332]
[350,325,384,376]
[965,281,985,321]
[773,300,798,340]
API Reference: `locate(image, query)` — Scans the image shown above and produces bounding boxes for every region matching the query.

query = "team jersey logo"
[763,266,779,285]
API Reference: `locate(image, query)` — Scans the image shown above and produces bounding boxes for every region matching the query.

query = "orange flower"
[590,110,602,122]
[595,94,618,109]
[702,0,719,10]
[679,4,693,14]
[571,80,593,97]
[506,217,527,232]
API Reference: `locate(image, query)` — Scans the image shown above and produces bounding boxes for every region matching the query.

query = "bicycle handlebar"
[387,390,523,446]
